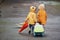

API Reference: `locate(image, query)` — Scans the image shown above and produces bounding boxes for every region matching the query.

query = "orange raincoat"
[37,9,47,25]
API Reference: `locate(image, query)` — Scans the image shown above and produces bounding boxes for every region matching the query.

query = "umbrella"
[18,21,28,32]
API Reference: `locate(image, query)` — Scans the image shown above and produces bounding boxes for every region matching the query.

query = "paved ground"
[0,1,60,40]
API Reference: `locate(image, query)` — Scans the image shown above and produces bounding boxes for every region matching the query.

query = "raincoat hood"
[30,6,36,12]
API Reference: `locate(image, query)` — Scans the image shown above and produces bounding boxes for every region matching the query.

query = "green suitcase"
[33,23,44,37]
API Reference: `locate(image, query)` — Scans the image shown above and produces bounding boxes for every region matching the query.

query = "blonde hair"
[38,4,45,9]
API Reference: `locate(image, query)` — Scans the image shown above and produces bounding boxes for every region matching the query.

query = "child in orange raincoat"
[37,4,47,28]
[25,6,37,34]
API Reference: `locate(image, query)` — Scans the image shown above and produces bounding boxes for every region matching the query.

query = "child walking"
[25,6,37,34]
[37,4,47,29]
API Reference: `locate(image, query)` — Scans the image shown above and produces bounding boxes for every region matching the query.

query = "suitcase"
[33,23,44,37]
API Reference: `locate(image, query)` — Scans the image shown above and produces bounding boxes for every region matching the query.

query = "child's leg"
[29,24,33,34]
[42,24,45,30]
[30,25,34,34]
[28,24,31,34]
[31,25,34,34]
[29,24,34,34]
